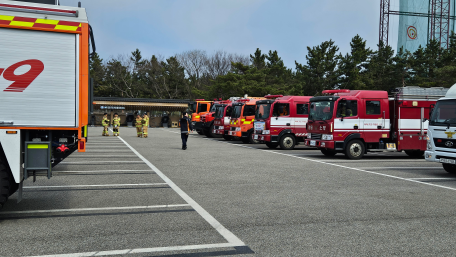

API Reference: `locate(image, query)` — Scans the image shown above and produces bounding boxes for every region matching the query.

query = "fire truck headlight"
[235,127,241,131]
[427,140,433,150]
[263,130,270,135]
[307,133,312,139]
[322,134,333,140]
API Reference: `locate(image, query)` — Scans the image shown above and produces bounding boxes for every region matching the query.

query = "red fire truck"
[253,95,311,150]
[213,101,235,141]
[201,97,241,138]
[304,87,448,159]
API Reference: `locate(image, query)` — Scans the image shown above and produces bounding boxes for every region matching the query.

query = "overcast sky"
[60,0,401,70]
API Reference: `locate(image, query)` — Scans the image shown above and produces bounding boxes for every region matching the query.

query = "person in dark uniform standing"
[180,112,193,150]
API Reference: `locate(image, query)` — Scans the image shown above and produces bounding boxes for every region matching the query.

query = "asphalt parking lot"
[1,127,456,256]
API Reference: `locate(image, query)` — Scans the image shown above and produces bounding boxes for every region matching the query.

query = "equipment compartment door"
[398,107,422,150]
[0,28,77,127]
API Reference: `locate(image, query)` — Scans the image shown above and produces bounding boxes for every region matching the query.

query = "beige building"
[91,97,191,128]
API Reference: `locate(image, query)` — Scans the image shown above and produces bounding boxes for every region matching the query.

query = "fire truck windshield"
[210,104,217,112]
[255,104,271,120]
[232,105,243,118]
[214,106,225,118]
[430,99,456,126]
[309,101,334,121]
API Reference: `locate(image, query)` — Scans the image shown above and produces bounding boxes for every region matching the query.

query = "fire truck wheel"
[248,131,259,144]
[320,149,337,156]
[279,134,296,150]
[345,140,365,159]
[0,162,11,209]
[404,150,424,158]
[266,142,279,149]
[442,164,456,174]
[223,135,232,141]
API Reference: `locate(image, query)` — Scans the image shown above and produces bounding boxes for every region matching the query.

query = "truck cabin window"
[309,101,334,121]
[214,106,225,118]
[430,100,456,126]
[198,103,208,113]
[225,106,232,117]
[297,104,309,115]
[243,105,256,116]
[336,100,358,117]
[231,105,243,118]
[255,104,271,120]
[210,104,217,112]
[273,103,290,117]
[366,101,381,115]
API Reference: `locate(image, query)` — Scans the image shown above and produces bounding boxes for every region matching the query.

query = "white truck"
[425,84,456,173]
[0,0,94,208]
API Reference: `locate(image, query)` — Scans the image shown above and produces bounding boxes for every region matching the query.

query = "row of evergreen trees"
[90,34,456,100]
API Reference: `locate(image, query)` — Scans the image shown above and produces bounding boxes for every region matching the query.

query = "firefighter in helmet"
[135,113,143,137]
[142,113,150,138]
[112,113,121,136]
[102,113,110,136]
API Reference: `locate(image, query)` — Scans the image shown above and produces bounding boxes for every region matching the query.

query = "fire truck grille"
[434,138,456,149]
[311,134,322,140]
[230,127,237,131]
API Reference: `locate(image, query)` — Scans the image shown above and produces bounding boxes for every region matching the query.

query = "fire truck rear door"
[398,106,422,150]
[0,28,77,127]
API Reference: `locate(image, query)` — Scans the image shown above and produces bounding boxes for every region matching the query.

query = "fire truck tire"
[223,135,232,141]
[442,164,456,174]
[248,131,259,144]
[321,149,337,156]
[404,150,424,158]
[279,134,296,150]
[266,142,279,149]
[0,163,11,209]
[345,140,365,159]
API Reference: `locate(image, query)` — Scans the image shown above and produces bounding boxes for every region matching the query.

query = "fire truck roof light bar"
[264,95,283,99]
[322,89,350,94]
[237,99,251,102]
[0,3,79,17]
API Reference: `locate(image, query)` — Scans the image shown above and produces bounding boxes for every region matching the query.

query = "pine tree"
[338,35,372,90]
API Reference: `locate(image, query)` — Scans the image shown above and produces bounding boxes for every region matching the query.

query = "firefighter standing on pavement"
[113,113,121,136]
[102,113,110,136]
[142,113,149,138]
[135,113,143,137]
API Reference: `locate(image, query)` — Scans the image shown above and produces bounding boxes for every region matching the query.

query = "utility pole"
[379,0,391,46]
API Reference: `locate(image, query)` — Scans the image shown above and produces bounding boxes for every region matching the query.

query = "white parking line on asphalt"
[60,161,144,164]
[0,204,191,215]
[358,167,443,170]
[24,183,168,189]
[117,136,246,247]
[199,137,456,192]
[409,178,456,180]
[53,170,152,173]
[27,243,241,257]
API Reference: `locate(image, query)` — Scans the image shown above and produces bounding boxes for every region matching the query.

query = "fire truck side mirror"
[340,116,344,122]
[429,104,435,119]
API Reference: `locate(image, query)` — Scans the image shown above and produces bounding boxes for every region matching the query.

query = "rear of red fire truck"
[304,87,448,159]
[253,95,311,150]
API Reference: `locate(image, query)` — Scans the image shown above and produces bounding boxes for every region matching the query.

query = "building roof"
[93,97,192,112]
[94,97,192,104]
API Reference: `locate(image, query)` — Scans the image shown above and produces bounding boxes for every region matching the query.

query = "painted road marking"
[117,135,246,246]
[53,170,153,173]
[27,243,241,257]
[24,183,168,189]
[0,204,191,215]
[198,136,456,192]
[357,167,442,170]
[60,161,144,164]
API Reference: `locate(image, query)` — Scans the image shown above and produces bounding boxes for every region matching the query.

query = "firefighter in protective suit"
[102,113,110,136]
[142,113,149,138]
[112,113,121,136]
[135,113,143,137]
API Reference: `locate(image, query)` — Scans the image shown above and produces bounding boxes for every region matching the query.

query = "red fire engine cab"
[305,87,448,159]
[253,95,311,150]
[213,101,235,141]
